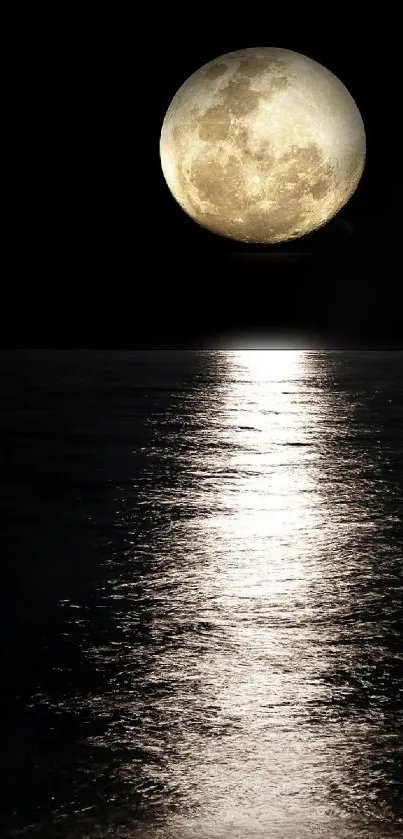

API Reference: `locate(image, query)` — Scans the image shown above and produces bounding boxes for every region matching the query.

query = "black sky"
[10,13,400,348]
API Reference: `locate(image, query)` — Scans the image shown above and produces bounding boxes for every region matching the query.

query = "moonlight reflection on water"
[83,350,402,838]
[1,350,402,838]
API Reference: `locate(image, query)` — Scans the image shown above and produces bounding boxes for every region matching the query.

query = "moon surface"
[160,48,366,244]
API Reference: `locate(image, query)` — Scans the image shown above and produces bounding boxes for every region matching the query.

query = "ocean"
[1,349,402,838]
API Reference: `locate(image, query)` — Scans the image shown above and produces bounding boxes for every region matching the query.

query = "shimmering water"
[1,350,402,838]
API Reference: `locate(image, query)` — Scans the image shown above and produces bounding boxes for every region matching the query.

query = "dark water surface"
[1,350,402,838]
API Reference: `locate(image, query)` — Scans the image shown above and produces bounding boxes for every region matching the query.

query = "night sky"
[12,15,400,349]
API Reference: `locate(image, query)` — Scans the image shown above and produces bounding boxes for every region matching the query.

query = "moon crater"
[160,48,366,243]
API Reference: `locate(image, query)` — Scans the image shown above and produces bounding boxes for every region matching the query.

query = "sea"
[0,349,402,839]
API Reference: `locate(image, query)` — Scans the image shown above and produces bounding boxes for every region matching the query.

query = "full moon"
[160,48,366,244]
